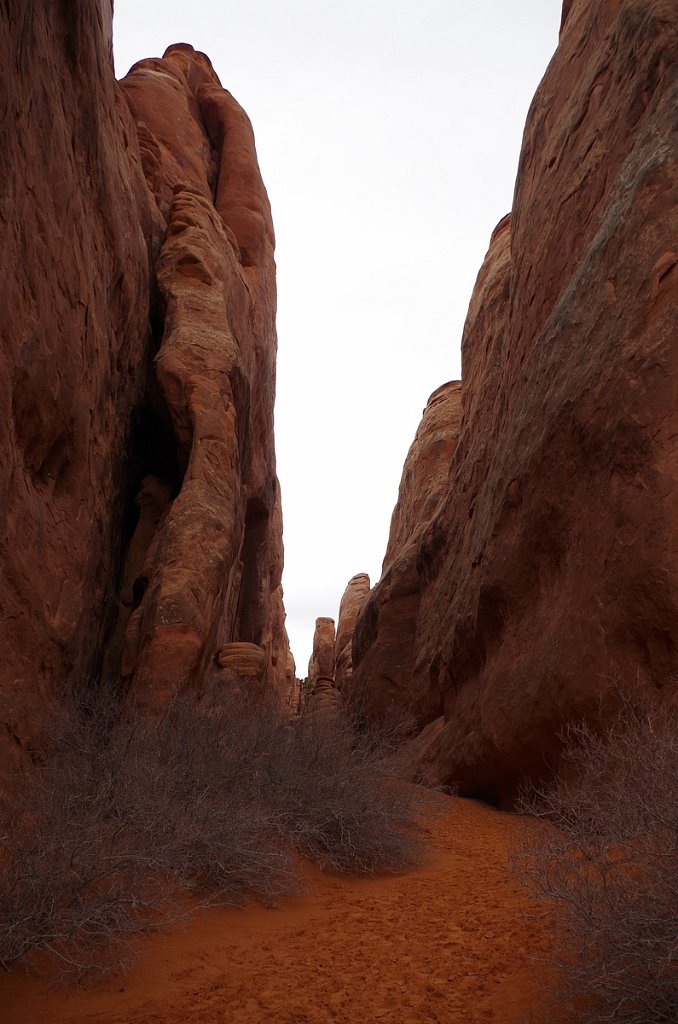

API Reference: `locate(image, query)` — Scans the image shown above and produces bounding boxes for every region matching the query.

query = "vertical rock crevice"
[235,499,270,647]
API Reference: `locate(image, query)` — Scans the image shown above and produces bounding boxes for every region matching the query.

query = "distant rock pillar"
[307,617,336,690]
[334,573,371,693]
[304,616,344,718]
[215,641,267,682]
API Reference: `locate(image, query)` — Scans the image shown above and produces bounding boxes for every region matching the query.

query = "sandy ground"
[0,797,564,1024]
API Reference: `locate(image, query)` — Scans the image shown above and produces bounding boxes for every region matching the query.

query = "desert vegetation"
[514,696,678,1024]
[0,681,434,982]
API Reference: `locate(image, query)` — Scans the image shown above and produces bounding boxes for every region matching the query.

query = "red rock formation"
[215,642,267,679]
[0,8,291,739]
[559,0,575,35]
[0,1,157,743]
[306,616,344,718]
[116,45,289,704]
[334,574,371,693]
[383,381,463,572]
[355,0,678,801]
[286,661,303,717]
[308,617,337,690]
[305,676,345,722]
[352,382,462,718]
[100,0,114,64]
[335,574,372,659]
[213,643,268,702]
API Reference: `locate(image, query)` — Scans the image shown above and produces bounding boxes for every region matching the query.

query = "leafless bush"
[514,697,678,1024]
[267,709,436,874]
[0,683,294,981]
[0,679,434,981]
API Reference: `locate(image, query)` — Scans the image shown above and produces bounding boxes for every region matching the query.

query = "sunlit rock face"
[0,6,291,743]
[354,0,678,802]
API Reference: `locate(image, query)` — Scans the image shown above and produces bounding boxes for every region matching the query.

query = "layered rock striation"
[117,46,288,704]
[352,0,678,801]
[0,4,291,739]
[307,617,337,690]
[306,616,343,718]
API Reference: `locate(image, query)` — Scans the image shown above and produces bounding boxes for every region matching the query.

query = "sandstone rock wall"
[353,0,678,801]
[0,8,291,736]
[308,617,336,689]
[334,573,371,693]
[352,381,462,719]
[382,382,463,574]
[306,616,343,718]
[0,1,156,741]
[116,45,290,704]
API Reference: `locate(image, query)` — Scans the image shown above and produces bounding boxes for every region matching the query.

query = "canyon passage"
[0,0,676,1021]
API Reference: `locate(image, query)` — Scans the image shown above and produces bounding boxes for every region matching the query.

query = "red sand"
[0,797,564,1023]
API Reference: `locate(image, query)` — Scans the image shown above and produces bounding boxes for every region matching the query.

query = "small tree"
[514,696,678,1024]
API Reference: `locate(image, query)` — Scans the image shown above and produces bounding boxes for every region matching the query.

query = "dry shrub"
[514,697,678,1024]
[0,683,295,981]
[0,680,433,981]
[268,710,434,873]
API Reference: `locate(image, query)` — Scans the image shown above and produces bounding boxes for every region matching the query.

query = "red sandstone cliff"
[352,0,678,801]
[334,573,371,694]
[0,2,155,739]
[352,382,462,721]
[0,4,291,739]
[117,46,288,704]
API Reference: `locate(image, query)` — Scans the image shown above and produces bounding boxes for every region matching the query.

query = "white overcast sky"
[113,0,563,673]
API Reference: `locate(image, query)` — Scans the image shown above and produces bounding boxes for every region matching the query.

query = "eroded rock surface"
[0,8,291,738]
[306,676,344,722]
[354,0,678,801]
[352,382,462,719]
[306,616,343,717]
[382,382,463,573]
[308,617,336,691]
[0,1,156,741]
[213,643,268,701]
[117,45,289,704]
[334,574,371,693]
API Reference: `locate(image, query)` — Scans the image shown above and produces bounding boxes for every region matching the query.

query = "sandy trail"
[1,797,563,1024]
